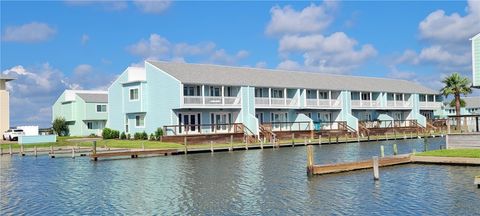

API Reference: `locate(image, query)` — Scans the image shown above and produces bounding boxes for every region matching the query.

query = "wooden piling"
[345,134,348,143]
[71,147,75,158]
[142,142,145,151]
[291,133,295,146]
[20,145,25,156]
[304,137,307,146]
[34,146,37,157]
[9,144,12,155]
[210,141,214,153]
[318,135,322,145]
[393,144,398,155]
[92,141,97,155]
[260,139,264,149]
[245,136,249,150]
[229,135,233,151]
[373,156,379,180]
[380,145,385,157]
[306,145,314,176]
[184,137,188,154]
[50,145,55,158]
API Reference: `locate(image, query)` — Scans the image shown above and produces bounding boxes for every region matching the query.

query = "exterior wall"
[0,89,9,135]
[239,86,259,135]
[473,35,480,87]
[338,91,358,130]
[18,135,56,145]
[107,70,129,132]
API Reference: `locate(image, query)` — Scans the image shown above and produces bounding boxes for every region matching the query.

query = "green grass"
[415,149,480,158]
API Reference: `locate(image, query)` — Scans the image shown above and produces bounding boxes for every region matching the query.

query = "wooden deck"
[311,154,412,175]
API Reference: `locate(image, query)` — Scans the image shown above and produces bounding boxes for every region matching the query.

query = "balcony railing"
[351,100,381,108]
[419,101,442,109]
[261,121,312,132]
[386,101,412,108]
[254,97,299,107]
[305,98,342,108]
[183,96,241,106]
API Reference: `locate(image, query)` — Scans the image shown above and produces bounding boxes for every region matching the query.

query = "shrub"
[149,133,155,141]
[127,133,131,140]
[142,131,148,140]
[120,132,127,140]
[88,133,97,138]
[52,117,69,136]
[133,132,141,140]
[111,130,120,139]
[155,127,164,141]
[102,128,112,139]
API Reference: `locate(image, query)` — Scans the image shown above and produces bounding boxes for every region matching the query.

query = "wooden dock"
[90,149,178,161]
[310,154,412,175]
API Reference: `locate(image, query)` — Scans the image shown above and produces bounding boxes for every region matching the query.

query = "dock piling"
[319,135,322,145]
[373,156,380,180]
[210,141,214,153]
[50,145,55,158]
[92,141,97,155]
[71,147,75,159]
[380,145,385,157]
[393,144,398,155]
[229,135,233,151]
[9,144,12,155]
[260,139,264,149]
[304,137,307,146]
[245,136,249,150]
[291,133,295,146]
[20,145,25,156]
[184,137,188,154]
[34,146,37,157]
[306,145,314,176]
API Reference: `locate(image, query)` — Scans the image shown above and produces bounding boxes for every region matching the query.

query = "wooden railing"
[358,120,419,129]
[260,121,312,132]
[314,121,347,131]
[163,123,244,136]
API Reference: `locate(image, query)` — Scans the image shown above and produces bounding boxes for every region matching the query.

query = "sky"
[1,0,480,128]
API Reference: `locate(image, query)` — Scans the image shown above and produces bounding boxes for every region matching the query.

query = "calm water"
[1,137,480,215]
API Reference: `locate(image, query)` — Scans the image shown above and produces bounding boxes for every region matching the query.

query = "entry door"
[256,113,264,124]
[393,112,403,120]
[97,121,106,136]
[318,112,331,122]
[212,113,230,132]
[179,113,200,134]
[318,112,332,129]
[364,112,372,121]
[272,112,287,129]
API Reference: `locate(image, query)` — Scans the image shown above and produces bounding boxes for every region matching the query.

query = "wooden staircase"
[259,124,276,143]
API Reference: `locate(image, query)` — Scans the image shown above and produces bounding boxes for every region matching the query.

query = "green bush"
[120,132,127,140]
[127,134,131,140]
[52,117,69,136]
[155,127,164,141]
[149,133,155,141]
[133,132,141,140]
[142,131,148,140]
[102,128,112,139]
[111,130,120,139]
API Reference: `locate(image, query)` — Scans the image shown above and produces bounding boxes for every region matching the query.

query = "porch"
[358,119,424,137]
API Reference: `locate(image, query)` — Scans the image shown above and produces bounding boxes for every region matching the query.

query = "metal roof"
[147,61,438,94]
[0,75,15,81]
[76,92,108,103]
[464,97,480,108]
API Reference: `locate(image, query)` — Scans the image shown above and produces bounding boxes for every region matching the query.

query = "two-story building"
[52,90,108,136]
[107,61,441,141]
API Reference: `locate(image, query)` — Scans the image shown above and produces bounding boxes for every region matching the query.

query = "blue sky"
[1,0,479,127]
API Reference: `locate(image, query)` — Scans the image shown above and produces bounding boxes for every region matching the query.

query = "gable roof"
[464,97,480,108]
[77,92,108,103]
[147,61,438,94]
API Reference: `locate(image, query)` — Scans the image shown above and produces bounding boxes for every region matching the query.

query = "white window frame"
[96,104,107,113]
[135,114,145,128]
[129,87,139,101]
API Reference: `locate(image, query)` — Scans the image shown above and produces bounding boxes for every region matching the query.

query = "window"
[96,104,107,112]
[87,122,93,129]
[209,86,221,96]
[135,115,145,127]
[395,94,403,101]
[272,89,284,98]
[129,88,139,101]
[319,91,328,99]
[361,92,371,101]
[183,85,201,96]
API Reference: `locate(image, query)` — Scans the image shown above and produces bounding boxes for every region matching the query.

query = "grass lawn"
[415,149,480,158]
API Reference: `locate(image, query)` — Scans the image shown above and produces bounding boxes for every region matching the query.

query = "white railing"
[183,96,241,106]
[271,98,285,106]
[255,97,299,107]
[306,99,317,106]
[255,97,269,105]
[419,101,442,109]
[352,100,381,108]
[386,100,412,108]
[305,98,342,108]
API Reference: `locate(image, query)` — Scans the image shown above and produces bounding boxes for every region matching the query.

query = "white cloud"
[2,64,115,127]
[2,22,56,43]
[133,0,171,14]
[65,0,128,11]
[127,34,249,65]
[276,33,377,74]
[81,34,89,45]
[265,2,337,36]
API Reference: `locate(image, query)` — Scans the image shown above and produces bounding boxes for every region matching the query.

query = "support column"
[202,85,205,105]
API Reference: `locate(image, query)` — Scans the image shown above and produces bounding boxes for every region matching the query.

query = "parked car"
[3,129,25,141]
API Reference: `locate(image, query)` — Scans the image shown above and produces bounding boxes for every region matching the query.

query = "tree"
[440,73,472,127]
[52,117,69,136]
[449,98,466,108]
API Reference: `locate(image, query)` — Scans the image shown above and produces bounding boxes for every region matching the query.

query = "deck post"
[71,147,75,159]
[291,133,295,146]
[245,136,249,150]
[184,137,188,154]
[447,119,451,134]
[34,146,37,157]
[393,144,398,155]
[92,141,97,155]
[210,141,214,153]
[345,134,348,143]
[20,145,25,156]
[260,139,264,149]
[380,145,385,157]
[304,137,307,146]
[318,135,322,145]
[372,156,379,180]
[50,145,55,158]
[306,145,314,176]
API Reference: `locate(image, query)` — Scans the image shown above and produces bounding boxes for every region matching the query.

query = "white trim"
[128,87,140,101]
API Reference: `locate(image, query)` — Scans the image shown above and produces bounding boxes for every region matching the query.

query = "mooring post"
[34,146,37,157]
[304,137,307,146]
[245,136,249,150]
[373,156,379,180]
[260,139,264,149]
[9,144,12,155]
[92,141,97,155]
[318,135,322,145]
[393,144,398,155]
[229,135,233,151]
[0,145,3,155]
[380,145,385,157]
[20,145,25,156]
[50,145,55,158]
[184,137,188,154]
[71,147,75,159]
[291,133,295,146]
[306,145,314,176]
[210,141,214,153]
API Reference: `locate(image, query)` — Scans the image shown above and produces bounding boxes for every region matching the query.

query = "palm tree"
[440,73,472,128]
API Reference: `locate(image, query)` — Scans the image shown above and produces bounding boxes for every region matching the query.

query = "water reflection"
[1,138,479,215]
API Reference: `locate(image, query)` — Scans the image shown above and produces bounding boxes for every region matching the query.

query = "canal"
[1,137,479,215]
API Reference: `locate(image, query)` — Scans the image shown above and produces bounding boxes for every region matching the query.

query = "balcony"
[386,101,412,108]
[255,97,299,107]
[305,98,342,108]
[351,100,381,109]
[419,101,442,109]
[183,96,241,107]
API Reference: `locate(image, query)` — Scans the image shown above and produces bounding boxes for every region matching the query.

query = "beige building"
[0,75,15,136]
